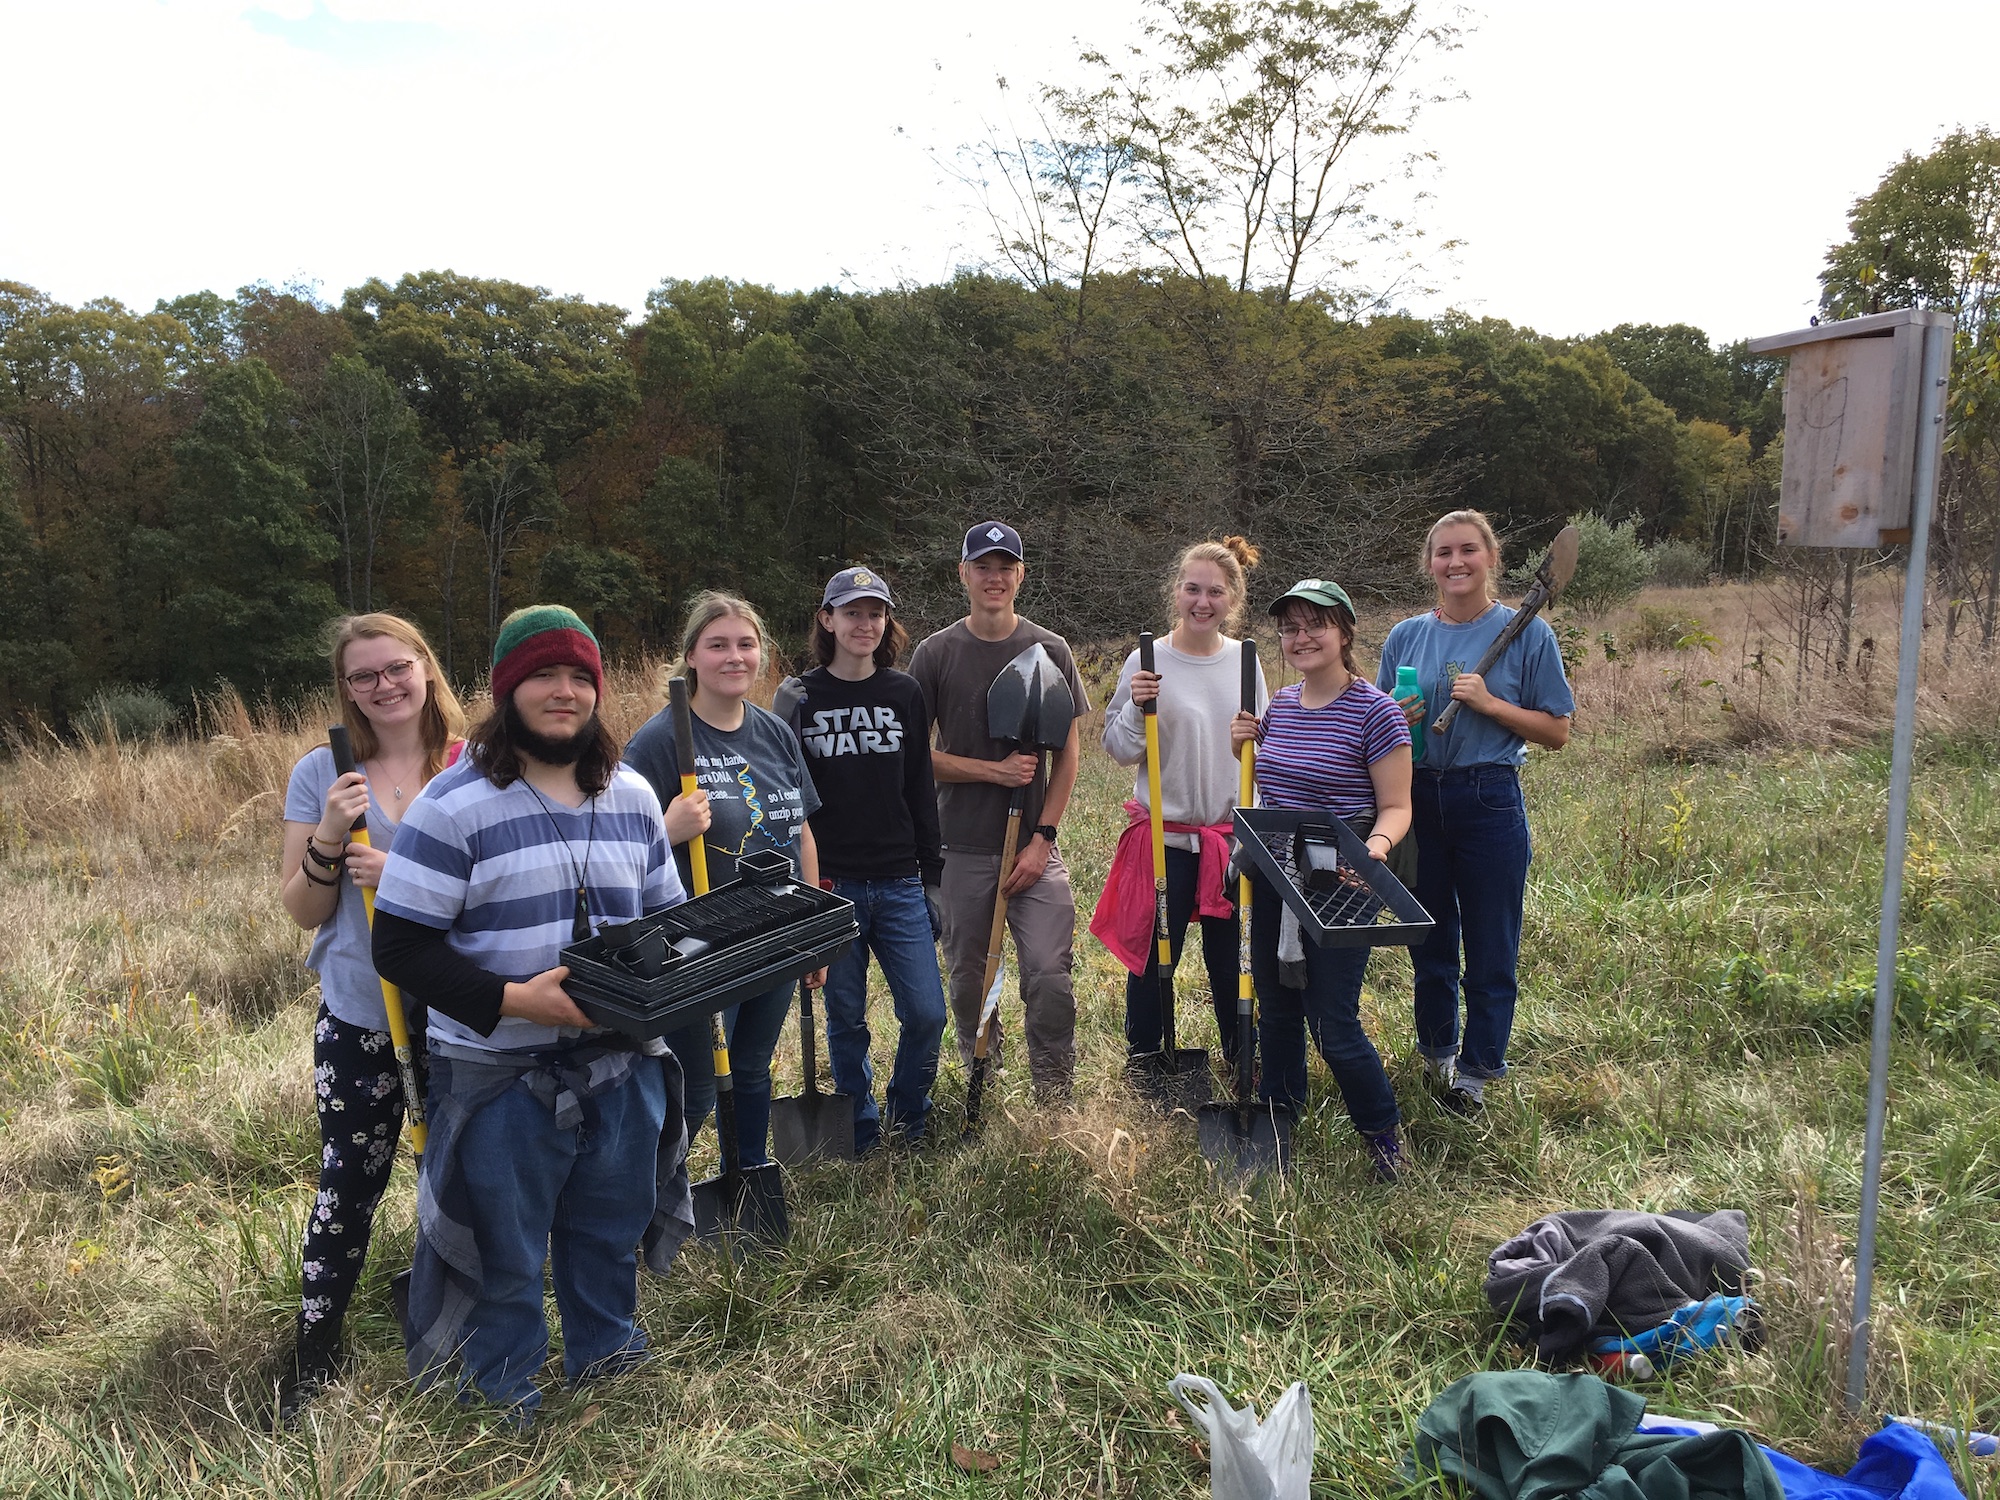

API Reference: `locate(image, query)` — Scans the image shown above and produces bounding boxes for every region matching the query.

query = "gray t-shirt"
[907,617,1091,855]
[1102,637,1270,850]
[624,698,822,892]
[283,745,414,1033]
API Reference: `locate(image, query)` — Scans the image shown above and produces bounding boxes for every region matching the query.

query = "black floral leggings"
[296,1002,423,1347]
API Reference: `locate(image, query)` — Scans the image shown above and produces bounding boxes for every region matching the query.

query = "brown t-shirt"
[908,617,1091,854]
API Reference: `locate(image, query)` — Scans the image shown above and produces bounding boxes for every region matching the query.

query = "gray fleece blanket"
[1484,1209,1751,1363]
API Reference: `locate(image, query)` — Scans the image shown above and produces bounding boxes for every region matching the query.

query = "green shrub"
[1559,513,1653,615]
[1631,605,1708,652]
[1646,538,1711,588]
[82,686,179,743]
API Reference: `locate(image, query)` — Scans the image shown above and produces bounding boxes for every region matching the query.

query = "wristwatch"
[1032,824,1059,846]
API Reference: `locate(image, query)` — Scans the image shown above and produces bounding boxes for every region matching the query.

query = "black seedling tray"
[1233,807,1433,949]
[562,871,858,1040]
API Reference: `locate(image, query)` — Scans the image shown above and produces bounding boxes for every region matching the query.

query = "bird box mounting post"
[1748,308,1954,1413]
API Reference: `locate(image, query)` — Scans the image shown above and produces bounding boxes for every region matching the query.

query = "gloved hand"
[924,883,944,941]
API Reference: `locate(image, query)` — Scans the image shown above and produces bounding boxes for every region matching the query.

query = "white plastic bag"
[1169,1373,1314,1500]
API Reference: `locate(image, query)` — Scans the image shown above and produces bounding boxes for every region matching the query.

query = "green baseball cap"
[1269,578,1356,617]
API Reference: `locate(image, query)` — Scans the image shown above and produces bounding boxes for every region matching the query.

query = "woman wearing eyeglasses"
[1230,580,1411,1180]
[276,614,464,1416]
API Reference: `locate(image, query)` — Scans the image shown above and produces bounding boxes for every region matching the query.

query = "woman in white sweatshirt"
[1093,536,1269,1066]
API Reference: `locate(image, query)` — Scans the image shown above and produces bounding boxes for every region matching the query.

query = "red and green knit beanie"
[490,605,603,704]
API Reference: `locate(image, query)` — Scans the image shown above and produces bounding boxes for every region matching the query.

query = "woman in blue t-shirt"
[1377,510,1575,1114]
[1229,579,1412,1179]
[277,613,464,1417]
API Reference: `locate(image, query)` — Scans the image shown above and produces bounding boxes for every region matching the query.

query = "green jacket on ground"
[1408,1371,1783,1500]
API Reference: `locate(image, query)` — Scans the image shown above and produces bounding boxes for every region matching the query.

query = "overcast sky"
[7,0,1995,345]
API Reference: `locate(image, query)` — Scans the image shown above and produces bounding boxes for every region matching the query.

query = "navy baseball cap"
[962,521,1025,562]
[822,565,895,609]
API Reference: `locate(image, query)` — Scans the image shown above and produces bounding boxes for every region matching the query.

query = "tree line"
[0,0,1990,735]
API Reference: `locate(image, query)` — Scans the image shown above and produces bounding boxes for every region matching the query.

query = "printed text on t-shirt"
[802,705,906,758]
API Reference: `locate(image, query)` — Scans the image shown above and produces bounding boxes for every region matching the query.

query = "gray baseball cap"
[822,566,895,609]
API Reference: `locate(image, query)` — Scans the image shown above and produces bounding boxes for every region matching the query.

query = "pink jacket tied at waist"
[1089,800,1237,977]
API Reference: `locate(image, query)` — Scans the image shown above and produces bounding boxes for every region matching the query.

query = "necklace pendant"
[572,883,590,943]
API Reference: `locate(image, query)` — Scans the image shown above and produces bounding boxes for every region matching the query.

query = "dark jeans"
[1247,869,1399,1136]
[452,1059,666,1410]
[1409,765,1532,1079]
[1124,843,1245,1061]
[668,979,793,1167]
[823,876,948,1150]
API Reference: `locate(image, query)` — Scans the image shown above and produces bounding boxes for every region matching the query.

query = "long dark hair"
[467,699,621,796]
[812,608,910,670]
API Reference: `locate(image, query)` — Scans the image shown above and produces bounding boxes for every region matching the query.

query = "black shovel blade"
[691,1165,790,1259]
[986,642,1077,750]
[390,1268,414,1351]
[770,1086,859,1166]
[1127,1049,1215,1114]
[1196,1100,1294,1179]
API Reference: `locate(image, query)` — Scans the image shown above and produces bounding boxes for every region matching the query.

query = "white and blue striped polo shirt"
[375,756,682,1054]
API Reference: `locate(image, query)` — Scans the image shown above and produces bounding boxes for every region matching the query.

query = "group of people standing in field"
[274,508,1574,1420]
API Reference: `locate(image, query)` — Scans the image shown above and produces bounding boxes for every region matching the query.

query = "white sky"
[6,0,1995,346]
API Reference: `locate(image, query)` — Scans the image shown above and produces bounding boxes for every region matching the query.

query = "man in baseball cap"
[961,521,1024,562]
[909,521,1089,1103]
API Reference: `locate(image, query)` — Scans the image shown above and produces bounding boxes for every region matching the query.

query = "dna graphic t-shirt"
[624,697,821,891]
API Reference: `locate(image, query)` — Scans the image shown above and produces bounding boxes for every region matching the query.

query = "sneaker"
[275,1337,344,1426]
[1364,1128,1405,1182]
[1419,1053,1458,1091]
[1442,1076,1486,1116]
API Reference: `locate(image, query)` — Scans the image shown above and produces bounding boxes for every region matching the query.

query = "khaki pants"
[938,847,1077,1101]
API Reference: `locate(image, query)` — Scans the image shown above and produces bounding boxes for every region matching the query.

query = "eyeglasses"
[344,659,418,692]
[1276,621,1332,639]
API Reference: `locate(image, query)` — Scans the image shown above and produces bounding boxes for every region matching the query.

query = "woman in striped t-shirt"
[1230,579,1412,1179]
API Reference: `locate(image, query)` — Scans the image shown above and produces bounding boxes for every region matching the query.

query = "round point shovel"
[671,679,790,1257]
[1196,642,1293,1178]
[963,643,1076,1135]
[769,979,858,1165]
[1125,632,1214,1115]
[327,724,425,1343]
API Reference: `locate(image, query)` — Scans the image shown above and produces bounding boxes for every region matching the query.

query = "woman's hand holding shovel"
[346,840,387,889]
[1229,711,1261,751]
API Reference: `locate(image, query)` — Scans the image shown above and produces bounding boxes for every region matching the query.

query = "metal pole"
[1846,315,1954,1410]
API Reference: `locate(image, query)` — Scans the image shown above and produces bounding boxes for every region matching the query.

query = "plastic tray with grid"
[1233,806,1434,949]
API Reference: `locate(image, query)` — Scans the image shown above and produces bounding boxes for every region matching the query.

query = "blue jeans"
[1247,869,1399,1136]
[453,1060,666,1410]
[1409,765,1532,1079]
[822,876,948,1150]
[669,980,793,1168]
[1124,843,1246,1062]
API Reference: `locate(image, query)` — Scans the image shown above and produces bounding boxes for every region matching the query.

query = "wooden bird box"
[1748,308,1954,548]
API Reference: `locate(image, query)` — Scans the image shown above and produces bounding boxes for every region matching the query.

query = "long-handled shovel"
[1196,643,1292,1177]
[327,725,425,1341]
[962,643,1076,1135]
[1127,631,1214,1114]
[1431,524,1580,735]
[671,679,790,1256]
[769,979,858,1164]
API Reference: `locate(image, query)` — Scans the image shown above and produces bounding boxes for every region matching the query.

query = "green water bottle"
[1395,665,1425,761]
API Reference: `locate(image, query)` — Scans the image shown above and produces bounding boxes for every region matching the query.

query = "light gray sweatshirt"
[1102,636,1271,850]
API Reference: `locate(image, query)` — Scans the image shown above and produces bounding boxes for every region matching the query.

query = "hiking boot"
[1364,1127,1405,1182]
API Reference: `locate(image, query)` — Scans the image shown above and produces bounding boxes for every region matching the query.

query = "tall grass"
[1,597,1996,1498]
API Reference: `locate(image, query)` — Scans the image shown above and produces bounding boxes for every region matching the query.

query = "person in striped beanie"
[371,603,694,1420]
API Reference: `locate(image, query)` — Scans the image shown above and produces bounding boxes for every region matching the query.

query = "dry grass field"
[1,579,1997,1497]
